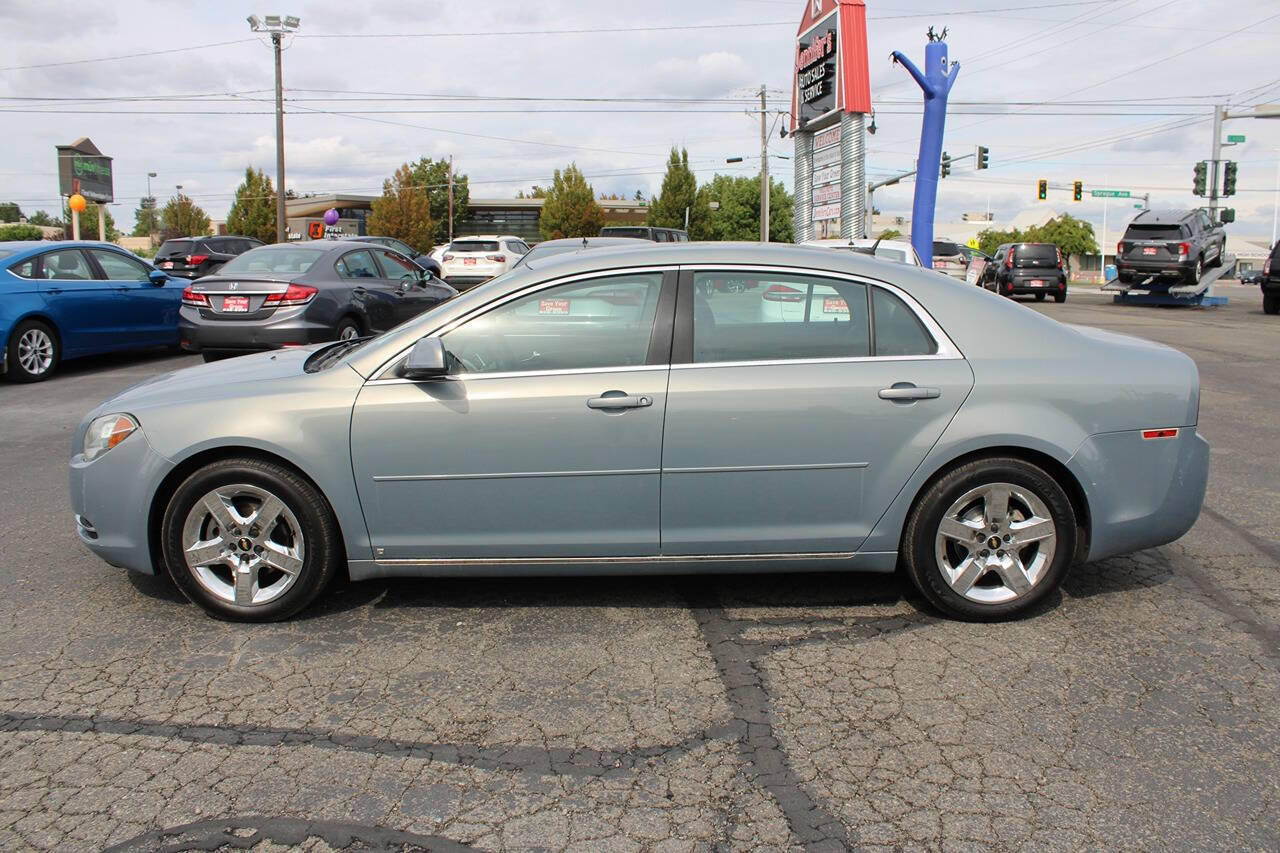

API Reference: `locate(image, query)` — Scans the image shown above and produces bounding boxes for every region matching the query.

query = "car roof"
[451,235,521,241]
[533,237,653,248]
[1133,209,1196,224]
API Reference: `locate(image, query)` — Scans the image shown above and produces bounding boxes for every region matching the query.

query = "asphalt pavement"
[0,282,1277,851]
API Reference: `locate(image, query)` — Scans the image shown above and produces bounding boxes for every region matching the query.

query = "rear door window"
[156,239,192,257]
[450,240,499,253]
[40,249,95,280]
[336,250,380,279]
[872,287,937,356]
[1127,224,1186,241]
[1014,244,1058,263]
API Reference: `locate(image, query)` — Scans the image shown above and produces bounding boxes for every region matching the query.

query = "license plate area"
[221,295,250,313]
[1142,247,1158,256]
[463,257,477,265]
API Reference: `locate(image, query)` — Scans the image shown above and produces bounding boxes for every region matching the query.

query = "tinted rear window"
[600,227,652,240]
[1269,242,1280,260]
[157,240,193,256]
[217,246,326,275]
[933,241,962,256]
[1127,224,1186,241]
[1013,243,1058,261]
[449,240,499,253]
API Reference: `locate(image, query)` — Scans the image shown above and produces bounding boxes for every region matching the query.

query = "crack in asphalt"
[103,815,475,852]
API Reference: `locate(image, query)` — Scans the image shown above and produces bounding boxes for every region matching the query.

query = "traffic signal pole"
[1209,104,1224,220]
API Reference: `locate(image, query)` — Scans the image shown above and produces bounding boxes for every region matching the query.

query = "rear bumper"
[443,276,492,291]
[1116,258,1195,279]
[1001,276,1066,295]
[1068,428,1209,563]
[178,306,332,352]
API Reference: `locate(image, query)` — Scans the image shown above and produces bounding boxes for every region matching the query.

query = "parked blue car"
[1,241,185,382]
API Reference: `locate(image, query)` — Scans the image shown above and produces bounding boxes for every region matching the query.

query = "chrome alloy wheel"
[934,482,1057,604]
[338,324,360,341]
[17,328,54,375]
[180,484,305,607]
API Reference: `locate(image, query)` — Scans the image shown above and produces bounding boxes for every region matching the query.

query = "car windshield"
[156,239,193,256]
[449,240,499,253]
[216,245,327,276]
[1127,224,1185,241]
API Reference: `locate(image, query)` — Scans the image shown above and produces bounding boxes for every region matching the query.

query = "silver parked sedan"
[70,243,1208,622]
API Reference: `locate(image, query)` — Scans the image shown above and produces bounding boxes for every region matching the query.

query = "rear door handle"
[587,393,653,410]
[879,385,941,401]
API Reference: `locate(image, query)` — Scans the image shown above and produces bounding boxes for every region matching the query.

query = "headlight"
[83,414,139,462]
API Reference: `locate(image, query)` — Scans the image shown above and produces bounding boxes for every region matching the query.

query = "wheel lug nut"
[980,549,989,557]
[1003,534,1012,543]
[997,550,1006,557]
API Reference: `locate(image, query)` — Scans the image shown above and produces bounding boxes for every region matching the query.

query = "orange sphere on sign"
[68,193,87,213]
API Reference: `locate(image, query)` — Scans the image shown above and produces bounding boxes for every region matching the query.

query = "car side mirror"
[148,269,168,286]
[401,336,449,380]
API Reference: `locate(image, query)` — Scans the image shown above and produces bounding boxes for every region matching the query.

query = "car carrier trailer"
[1101,254,1234,307]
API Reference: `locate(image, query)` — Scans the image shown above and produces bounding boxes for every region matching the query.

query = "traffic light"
[1220,208,1235,224]
[1223,161,1238,197]
[1072,181,1083,202]
[976,145,989,170]
[1193,161,1207,196]
[1037,179,1048,201]
[940,151,951,179]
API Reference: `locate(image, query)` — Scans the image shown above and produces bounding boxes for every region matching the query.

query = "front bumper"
[69,428,175,575]
[179,305,332,353]
[1068,428,1209,563]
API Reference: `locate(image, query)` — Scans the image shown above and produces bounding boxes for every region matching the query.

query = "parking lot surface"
[1,284,1277,851]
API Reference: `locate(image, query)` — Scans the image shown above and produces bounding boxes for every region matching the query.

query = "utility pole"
[447,155,454,243]
[1208,104,1224,220]
[759,85,769,243]
[146,171,156,246]
[248,15,300,243]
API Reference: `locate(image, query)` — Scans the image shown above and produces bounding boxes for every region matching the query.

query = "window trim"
[671,264,962,366]
[372,265,680,381]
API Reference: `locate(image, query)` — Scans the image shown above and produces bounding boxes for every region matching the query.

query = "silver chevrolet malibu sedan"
[70,243,1209,622]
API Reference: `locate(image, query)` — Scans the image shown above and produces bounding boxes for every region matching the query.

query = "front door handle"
[587,393,653,410]
[879,385,941,401]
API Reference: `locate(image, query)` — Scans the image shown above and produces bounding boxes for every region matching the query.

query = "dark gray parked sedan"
[179,242,456,361]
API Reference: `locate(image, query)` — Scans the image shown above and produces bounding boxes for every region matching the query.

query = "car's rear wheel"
[1264,292,1280,315]
[1054,292,1067,303]
[1187,258,1203,285]
[6,319,59,382]
[336,317,362,341]
[1035,292,1046,302]
[161,458,341,621]
[902,457,1076,620]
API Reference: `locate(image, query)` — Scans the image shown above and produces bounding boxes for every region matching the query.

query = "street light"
[248,12,300,243]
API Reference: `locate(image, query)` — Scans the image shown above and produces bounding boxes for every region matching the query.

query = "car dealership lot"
[0,286,1277,850]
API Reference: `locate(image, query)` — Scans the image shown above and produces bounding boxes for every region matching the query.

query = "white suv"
[440,235,530,291]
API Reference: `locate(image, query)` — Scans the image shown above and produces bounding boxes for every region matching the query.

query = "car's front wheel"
[6,319,60,382]
[902,457,1076,620]
[160,458,342,621]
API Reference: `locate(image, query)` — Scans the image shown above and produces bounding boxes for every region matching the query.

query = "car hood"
[94,346,328,414]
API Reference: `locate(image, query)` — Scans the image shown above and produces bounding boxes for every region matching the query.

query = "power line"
[0,38,258,72]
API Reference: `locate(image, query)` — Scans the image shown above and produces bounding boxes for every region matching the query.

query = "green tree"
[407,157,469,245]
[976,226,1024,256]
[159,193,210,241]
[1026,213,1098,257]
[131,198,161,240]
[63,200,118,241]
[224,166,278,243]
[648,147,711,238]
[367,163,436,253]
[0,202,22,222]
[516,186,547,199]
[539,163,605,240]
[27,210,60,227]
[876,228,903,241]
[699,173,794,243]
[0,224,42,240]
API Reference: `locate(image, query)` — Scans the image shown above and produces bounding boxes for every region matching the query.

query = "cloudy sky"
[2,0,1278,239]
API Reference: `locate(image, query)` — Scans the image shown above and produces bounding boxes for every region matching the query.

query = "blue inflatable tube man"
[891,33,959,268]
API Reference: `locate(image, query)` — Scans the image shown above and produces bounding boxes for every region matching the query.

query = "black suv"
[155,235,264,279]
[1115,209,1225,286]
[1261,240,1280,315]
[987,242,1068,302]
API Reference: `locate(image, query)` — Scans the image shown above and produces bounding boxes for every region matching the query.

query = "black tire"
[5,319,60,382]
[1264,292,1280,316]
[1187,258,1203,285]
[1035,292,1046,302]
[1207,244,1222,268]
[1053,292,1066,303]
[336,317,362,341]
[160,458,342,621]
[902,456,1077,621]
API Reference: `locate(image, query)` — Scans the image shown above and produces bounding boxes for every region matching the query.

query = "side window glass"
[443,273,664,374]
[336,250,379,279]
[375,249,419,280]
[88,249,150,282]
[10,257,39,279]
[40,250,95,280]
[692,272,869,363]
[872,287,937,357]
